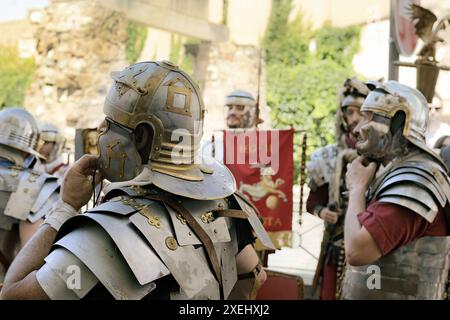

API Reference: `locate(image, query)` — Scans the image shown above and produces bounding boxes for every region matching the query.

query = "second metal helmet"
[0,107,43,159]
[225,90,256,107]
[39,122,66,162]
[361,80,441,164]
[335,77,369,142]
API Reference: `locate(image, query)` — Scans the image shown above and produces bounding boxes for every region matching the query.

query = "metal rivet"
[165,237,178,250]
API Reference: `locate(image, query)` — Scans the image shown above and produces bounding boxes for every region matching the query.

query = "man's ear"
[134,123,153,164]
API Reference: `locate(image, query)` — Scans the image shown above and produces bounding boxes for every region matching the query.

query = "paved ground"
[265,185,325,298]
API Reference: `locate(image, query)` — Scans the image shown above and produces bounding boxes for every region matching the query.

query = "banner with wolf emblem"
[223,129,294,248]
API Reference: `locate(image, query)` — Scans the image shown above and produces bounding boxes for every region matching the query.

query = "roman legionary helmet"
[0,107,43,158]
[361,80,442,164]
[100,61,235,199]
[39,122,66,162]
[336,77,370,135]
[225,90,256,107]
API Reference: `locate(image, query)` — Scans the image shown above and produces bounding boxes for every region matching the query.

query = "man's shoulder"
[310,144,338,161]
[307,144,338,187]
[53,197,169,299]
[373,154,450,224]
[1,164,59,222]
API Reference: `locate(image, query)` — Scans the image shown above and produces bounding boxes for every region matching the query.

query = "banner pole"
[299,132,307,228]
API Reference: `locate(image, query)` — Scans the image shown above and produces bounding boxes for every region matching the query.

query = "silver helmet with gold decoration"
[99,61,235,199]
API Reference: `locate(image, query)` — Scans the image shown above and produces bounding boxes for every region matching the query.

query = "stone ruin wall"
[25,0,128,152]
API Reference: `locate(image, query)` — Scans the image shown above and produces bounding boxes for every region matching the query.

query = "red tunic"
[306,184,329,215]
[357,200,448,255]
[306,183,338,300]
[307,138,355,300]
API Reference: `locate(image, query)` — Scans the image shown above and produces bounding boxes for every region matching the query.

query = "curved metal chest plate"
[341,236,450,300]
[129,202,218,299]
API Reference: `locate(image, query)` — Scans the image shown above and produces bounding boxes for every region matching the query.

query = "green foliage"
[222,0,229,25]
[0,46,36,109]
[315,23,361,68]
[263,0,311,66]
[170,34,183,65]
[263,0,361,180]
[170,35,200,78]
[126,21,148,64]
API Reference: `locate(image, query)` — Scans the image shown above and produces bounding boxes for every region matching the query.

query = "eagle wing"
[408,4,437,41]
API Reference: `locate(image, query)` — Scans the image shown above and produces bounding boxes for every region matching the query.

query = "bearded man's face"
[354,111,392,162]
[226,105,255,129]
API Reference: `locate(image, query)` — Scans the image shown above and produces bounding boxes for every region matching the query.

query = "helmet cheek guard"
[98,119,142,182]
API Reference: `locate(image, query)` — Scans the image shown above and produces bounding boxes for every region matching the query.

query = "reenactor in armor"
[225,90,260,129]
[0,61,273,300]
[0,108,60,284]
[307,77,369,299]
[34,123,68,179]
[207,90,261,164]
[342,81,450,299]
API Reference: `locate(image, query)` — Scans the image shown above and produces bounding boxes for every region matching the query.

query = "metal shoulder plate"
[3,167,59,222]
[54,219,156,300]
[56,185,240,299]
[372,157,450,223]
[0,165,21,230]
[36,247,99,300]
[232,191,275,250]
[306,144,337,189]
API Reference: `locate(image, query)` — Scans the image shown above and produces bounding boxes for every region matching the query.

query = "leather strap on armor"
[237,261,264,300]
[238,261,263,280]
[213,209,248,219]
[144,193,223,289]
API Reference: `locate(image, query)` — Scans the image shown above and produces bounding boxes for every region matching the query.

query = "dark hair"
[135,122,154,164]
[389,111,410,157]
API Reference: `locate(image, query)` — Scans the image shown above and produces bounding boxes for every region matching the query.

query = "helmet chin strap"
[92,167,103,207]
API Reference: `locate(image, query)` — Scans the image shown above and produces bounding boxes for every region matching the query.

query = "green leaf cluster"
[126,21,148,64]
[0,46,36,109]
[263,0,361,181]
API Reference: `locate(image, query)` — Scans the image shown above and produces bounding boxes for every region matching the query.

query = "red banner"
[223,129,294,232]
